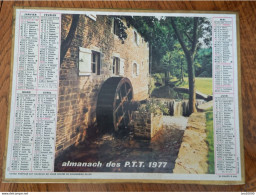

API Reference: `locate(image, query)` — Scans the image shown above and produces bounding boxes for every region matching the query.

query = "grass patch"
[205,107,215,174]
[177,77,212,95]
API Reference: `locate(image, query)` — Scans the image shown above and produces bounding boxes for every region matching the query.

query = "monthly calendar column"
[32,13,60,171]
[9,12,60,172]
[10,13,39,171]
[213,17,237,175]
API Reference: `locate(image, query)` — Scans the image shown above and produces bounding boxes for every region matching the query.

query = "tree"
[161,51,172,85]
[60,14,80,64]
[170,43,186,82]
[167,17,211,114]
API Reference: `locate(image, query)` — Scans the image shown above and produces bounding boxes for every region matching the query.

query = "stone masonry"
[132,111,163,139]
[56,15,150,157]
[173,112,209,174]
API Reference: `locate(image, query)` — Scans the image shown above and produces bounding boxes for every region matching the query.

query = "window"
[113,19,120,36]
[112,56,125,76]
[133,63,138,76]
[113,57,120,75]
[78,47,101,76]
[91,51,101,75]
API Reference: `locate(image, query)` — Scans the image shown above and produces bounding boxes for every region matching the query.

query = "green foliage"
[195,48,212,77]
[148,77,156,95]
[205,107,215,174]
[161,51,172,72]
[161,43,187,80]
[152,73,164,85]
[164,17,212,50]
[110,17,128,43]
[158,101,169,115]
[137,99,169,116]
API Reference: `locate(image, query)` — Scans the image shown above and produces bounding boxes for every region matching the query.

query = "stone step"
[197,100,213,112]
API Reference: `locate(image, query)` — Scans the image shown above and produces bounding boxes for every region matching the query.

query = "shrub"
[137,99,169,116]
[148,77,156,95]
[152,73,164,86]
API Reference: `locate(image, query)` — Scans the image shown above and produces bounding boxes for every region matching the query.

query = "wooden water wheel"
[96,77,134,133]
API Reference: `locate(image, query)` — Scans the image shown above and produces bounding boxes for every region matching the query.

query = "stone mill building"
[55,14,150,156]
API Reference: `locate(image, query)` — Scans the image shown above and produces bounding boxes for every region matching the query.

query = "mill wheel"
[96,77,133,133]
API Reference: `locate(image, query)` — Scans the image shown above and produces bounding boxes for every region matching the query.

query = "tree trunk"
[60,14,80,65]
[186,54,197,114]
[180,58,184,82]
[165,71,170,86]
[170,17,198,115]
[181,66,184,82]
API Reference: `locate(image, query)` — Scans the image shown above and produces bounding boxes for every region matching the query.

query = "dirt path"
[55,116,187,173]
[163,115,188,130]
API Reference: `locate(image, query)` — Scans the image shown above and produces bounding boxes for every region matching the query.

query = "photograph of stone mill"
[54,13,214,174]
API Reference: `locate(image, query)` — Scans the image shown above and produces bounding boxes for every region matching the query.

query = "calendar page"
[3,7,244,184]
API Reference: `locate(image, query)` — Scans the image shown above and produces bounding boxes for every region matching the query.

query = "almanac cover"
[3,7,244,184]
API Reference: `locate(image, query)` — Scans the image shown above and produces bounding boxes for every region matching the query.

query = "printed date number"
[148,162,167,168]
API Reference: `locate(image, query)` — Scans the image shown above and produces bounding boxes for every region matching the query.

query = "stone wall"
[173,112,209,174]
[132,111,163,139]
[56,15,149,156]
